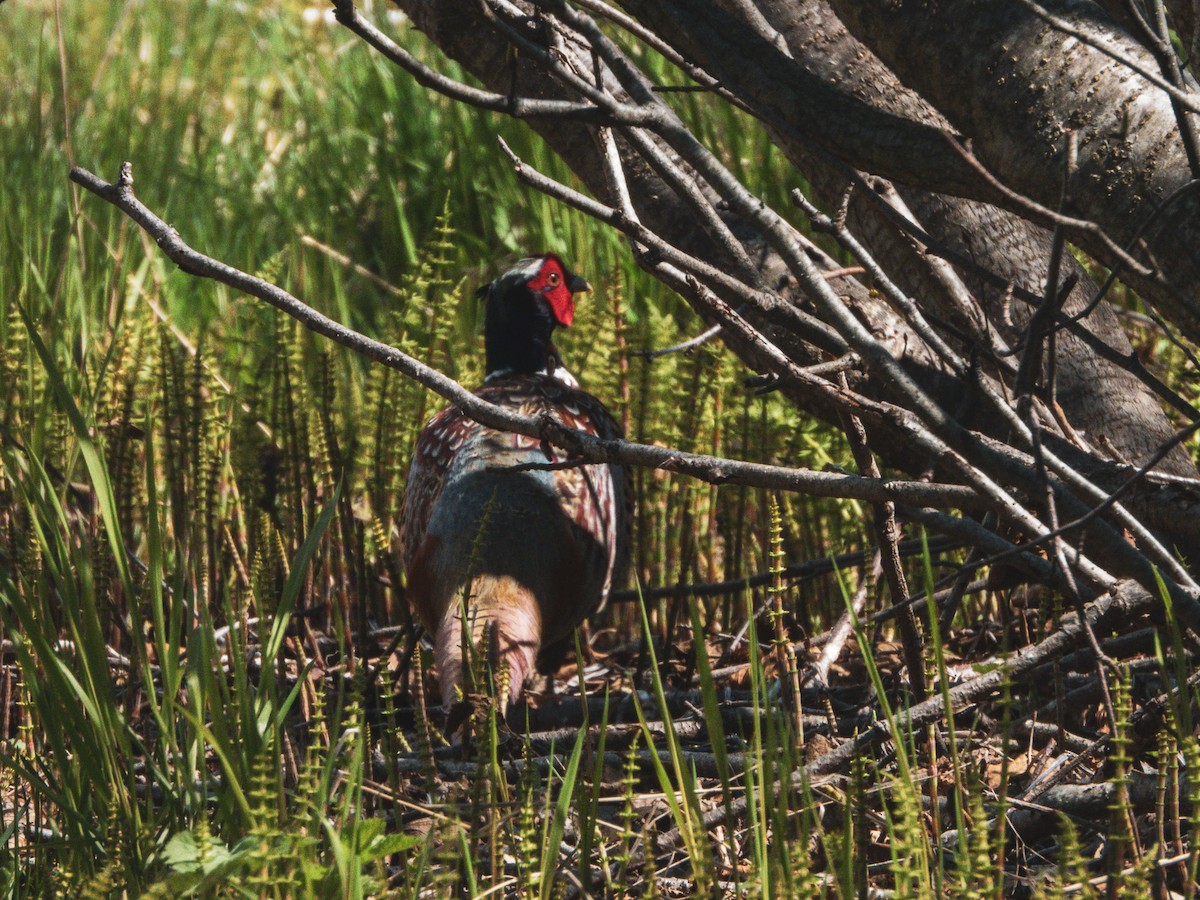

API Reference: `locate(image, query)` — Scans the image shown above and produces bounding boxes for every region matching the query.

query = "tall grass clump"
[6,1,1198,896]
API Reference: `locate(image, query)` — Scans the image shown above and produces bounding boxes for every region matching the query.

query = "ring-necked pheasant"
[398,254,629,707]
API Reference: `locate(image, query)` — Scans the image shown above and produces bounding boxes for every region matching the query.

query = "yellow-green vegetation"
[4,2,1200,897]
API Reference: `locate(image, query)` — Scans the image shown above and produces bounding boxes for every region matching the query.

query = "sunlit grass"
[5,1,1190,896]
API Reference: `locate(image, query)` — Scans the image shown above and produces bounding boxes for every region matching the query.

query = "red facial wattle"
[526,255,584,327]
[548,290,575,327]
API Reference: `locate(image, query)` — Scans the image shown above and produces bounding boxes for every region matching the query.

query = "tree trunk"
[829,0,1200,340]
[621,0,1194,477]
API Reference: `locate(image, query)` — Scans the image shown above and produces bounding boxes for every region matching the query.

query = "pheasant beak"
[568,274,590,294]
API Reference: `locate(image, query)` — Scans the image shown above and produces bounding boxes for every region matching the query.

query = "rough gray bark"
[780,2,1193,475]
[623,0,1194,479]
[829,0,1200,340]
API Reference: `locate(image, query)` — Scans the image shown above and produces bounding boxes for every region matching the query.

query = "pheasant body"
[398,255,628,705]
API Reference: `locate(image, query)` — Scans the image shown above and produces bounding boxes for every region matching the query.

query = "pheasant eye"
[547,272,561,286]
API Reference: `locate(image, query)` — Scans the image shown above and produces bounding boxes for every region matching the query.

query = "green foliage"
[0,1,827,890]
[3,1,1192,896]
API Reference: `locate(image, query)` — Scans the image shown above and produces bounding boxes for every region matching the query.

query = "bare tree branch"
[66,163,983,512]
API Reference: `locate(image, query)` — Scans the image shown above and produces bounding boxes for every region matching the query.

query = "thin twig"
[945,135,1153,279]
[841,388,925,699]
[630,323,722,360]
